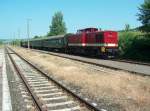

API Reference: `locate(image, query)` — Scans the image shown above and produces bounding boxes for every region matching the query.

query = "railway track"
[111,59,150,67]
[18,47,150,67]
[6,47,102,111]
[24,48,150,76]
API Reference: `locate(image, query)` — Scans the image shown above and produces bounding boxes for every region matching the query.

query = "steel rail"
[29,48,150,66]
[111,59,150,66]
[33,48,150,66]
[6,48,47,111]
[7,47,102,111]
[28,48,150,76]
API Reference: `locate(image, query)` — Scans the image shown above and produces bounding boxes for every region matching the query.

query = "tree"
[0,40,3,45]
[48,11,67,36]
[125,24,130,31]
[138,0,150,32]
[12,39,20,46]
[34,35,39,39]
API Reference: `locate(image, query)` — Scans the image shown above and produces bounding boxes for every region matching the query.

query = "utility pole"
[13,32,15,46]
[18,28,20,46]
[27,19,31,49]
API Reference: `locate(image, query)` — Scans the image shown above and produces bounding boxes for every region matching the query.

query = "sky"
[0,0,144,39]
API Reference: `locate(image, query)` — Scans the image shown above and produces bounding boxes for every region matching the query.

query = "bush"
[119,31,150,62]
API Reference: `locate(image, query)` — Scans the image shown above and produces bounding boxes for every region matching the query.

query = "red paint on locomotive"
[68,28,118,57]
[103,31,118,47]
[68,28,118,47]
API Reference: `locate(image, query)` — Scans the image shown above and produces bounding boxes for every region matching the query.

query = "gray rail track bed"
[6,53,37,111]
[7,49,92,111]
[32,49,150,76]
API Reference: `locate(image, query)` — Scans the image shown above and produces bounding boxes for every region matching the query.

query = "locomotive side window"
[96,33,103,42]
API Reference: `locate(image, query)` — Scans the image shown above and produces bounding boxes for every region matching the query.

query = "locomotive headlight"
[101,47,105,52]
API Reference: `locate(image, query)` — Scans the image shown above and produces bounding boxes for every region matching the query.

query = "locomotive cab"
[101,31,118,58]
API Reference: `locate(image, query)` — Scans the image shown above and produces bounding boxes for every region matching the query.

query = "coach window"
[59,39,61,43]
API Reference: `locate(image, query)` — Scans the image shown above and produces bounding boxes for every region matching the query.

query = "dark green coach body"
[22,35,68,49]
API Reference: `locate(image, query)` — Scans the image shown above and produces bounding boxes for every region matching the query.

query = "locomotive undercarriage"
[67,46,118,58]
[21,44,118,59]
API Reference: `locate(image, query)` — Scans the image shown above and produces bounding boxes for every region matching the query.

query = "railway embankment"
[12,46,150,111]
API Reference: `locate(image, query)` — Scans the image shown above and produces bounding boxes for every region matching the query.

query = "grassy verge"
[0,45,4,48]
[119,31,150,62]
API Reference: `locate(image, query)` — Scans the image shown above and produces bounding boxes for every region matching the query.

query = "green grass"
[118,31,150,62]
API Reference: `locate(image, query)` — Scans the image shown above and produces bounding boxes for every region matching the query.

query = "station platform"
[0,48,12,111]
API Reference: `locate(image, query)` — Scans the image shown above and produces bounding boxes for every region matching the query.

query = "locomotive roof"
[79,28,98,30]
[78,28,98,32]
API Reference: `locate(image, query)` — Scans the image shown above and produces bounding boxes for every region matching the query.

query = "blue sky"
[0,0,144,39]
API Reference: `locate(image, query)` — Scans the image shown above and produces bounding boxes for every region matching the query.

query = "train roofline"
[22,35,65,42]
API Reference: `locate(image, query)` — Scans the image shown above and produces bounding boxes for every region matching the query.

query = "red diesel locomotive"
[67,28,118,58]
